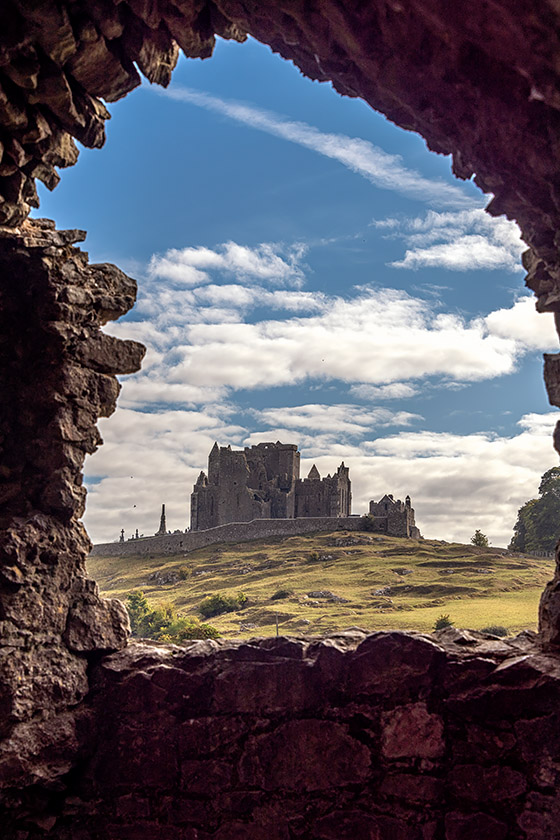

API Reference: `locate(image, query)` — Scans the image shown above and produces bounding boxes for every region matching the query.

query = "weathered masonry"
[4,1,560,838]
[190,441,351,531]
[369,494,421,539]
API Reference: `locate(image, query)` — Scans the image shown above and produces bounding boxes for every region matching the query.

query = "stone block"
[313,810,422,840]
[445,812,508,840]
[347,632,444,700]
[381,702,445,759]
[379,772,444,803]
[239,719,370,791]
[449,764,526,801]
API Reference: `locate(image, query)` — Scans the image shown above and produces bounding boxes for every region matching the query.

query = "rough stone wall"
[3,1,560,834]
[91,515,364,559]
[294,464,351,519]
[369,495,420,538]
[0,219,144,790]
[3,629,560,839]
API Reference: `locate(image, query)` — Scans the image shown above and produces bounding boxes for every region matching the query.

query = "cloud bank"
[373,209,525,272]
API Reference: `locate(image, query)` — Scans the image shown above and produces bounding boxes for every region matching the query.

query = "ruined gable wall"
[245,443,300,487]
[387,505,412,538]
[244,443,299,518]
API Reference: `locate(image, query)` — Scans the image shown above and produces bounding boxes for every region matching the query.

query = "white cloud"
[115,380,228,409]
[166,289,521,389]
[148,241,308,288]
[482,295,558,351]
[252,403,423,438]
[373,209,525,272]
[350,383,419,400]
[105,278,553,410]
[161,86,475,209]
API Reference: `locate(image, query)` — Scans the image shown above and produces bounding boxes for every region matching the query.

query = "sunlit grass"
[87,532,554,638]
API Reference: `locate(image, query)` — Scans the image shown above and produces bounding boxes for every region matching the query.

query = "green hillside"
[87,531,555,638]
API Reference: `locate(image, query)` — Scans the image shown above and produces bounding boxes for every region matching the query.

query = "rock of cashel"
[92,441,420,555]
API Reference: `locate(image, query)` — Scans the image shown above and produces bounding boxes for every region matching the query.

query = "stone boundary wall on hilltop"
[90,516,368,557]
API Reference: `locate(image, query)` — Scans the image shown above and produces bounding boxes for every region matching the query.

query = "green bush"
[126,591,220,642]
[159,616,221,642]
[480,625,509,637]
[471,530,489,547]
[360,514,378,532]
[271,588,293,600]
[433,614,453,630]
[199,592,248,618]
[126,590,150,635]
[177,565,190,580]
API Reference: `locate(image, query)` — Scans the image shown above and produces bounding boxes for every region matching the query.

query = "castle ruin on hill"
[190,441,351,530]
[190,441,420,538]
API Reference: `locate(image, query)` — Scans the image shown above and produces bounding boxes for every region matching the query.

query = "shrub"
[271,588,293,600]
[126,590,219,642]
[177,565,190,580]
[160,616,221,642]
[126,591,150,635]
[433,614,453,630]
[480,625,509,637]
[199,592,248,619]
[471,530,489,547]
[360,514,378,532]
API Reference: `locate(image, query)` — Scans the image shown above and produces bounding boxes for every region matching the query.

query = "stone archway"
[3,2,560,836]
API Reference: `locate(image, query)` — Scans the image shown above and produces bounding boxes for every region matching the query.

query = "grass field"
[87,531,555,638]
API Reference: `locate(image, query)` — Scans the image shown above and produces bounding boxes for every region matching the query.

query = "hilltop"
[86,530,554,638]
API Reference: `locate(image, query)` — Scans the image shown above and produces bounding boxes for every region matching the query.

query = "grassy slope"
[87,531,554,638]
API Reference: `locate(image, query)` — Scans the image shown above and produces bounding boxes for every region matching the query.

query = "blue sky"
[34,37,559,546]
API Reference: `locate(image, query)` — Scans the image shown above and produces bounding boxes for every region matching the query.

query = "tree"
[126,591,150,635]
[471,530,489,547]
[509,467,560,553]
